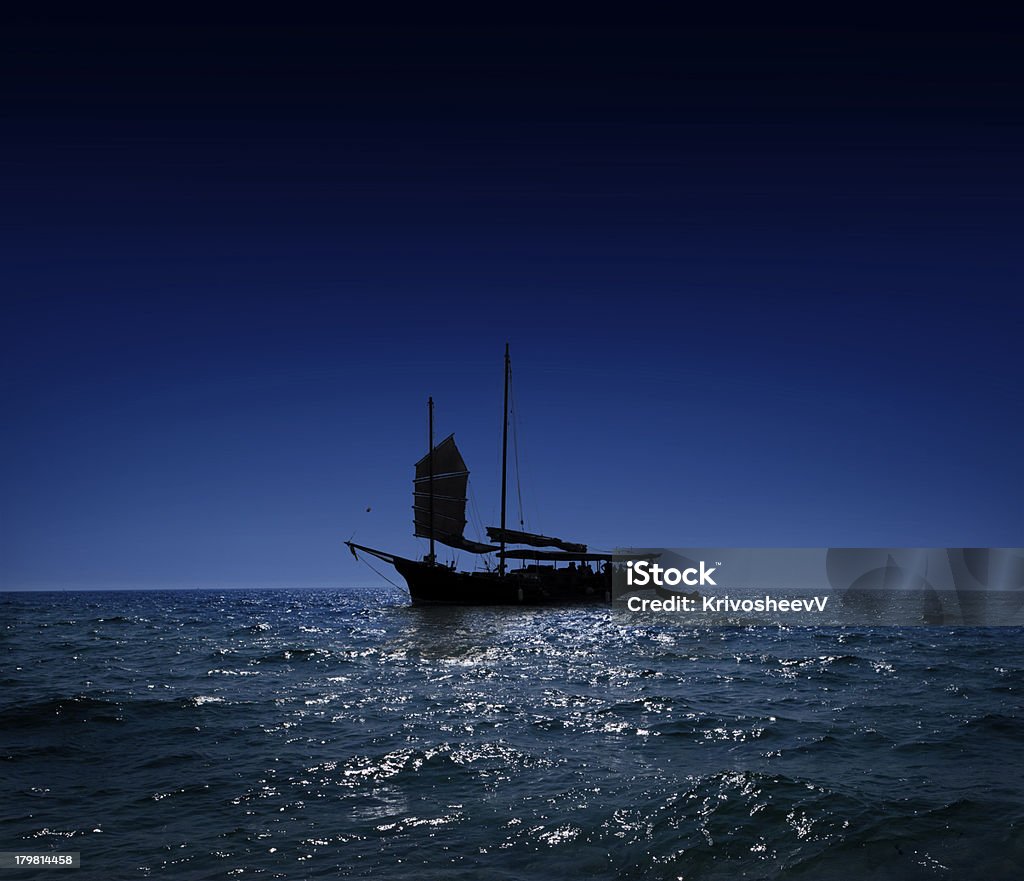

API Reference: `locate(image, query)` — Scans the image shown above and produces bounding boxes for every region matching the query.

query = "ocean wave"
[253,647,328,664]
[0,692,255,730]
[1,695,124,727]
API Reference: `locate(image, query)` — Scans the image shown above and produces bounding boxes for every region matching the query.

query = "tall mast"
[428,396,435,565]
[499,343,510,576]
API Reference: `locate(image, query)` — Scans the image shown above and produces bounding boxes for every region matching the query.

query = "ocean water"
[2,588,1023,880]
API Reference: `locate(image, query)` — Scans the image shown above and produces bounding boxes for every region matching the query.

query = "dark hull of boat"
[393,556,610,606]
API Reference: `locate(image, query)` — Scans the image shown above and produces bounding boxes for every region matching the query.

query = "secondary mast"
[499,343,510,576]
[428,396,435,565]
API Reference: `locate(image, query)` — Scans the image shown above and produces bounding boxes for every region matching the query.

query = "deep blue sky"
[2,11,1022,588]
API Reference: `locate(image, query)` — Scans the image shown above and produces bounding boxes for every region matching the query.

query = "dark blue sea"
[2,588,1023,879]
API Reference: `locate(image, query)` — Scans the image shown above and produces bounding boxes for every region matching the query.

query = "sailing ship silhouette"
[346,345,613,605]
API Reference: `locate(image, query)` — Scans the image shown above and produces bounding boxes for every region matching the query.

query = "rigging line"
[509,367,526,530]
[351,549,403,591]
[468,479,486,542]
[467,480,495,571]
[491,380,504,529]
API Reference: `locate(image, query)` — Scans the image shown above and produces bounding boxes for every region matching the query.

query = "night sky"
[3,11,1022,588]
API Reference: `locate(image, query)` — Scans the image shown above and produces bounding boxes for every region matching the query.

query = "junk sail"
[413,435,498,554]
